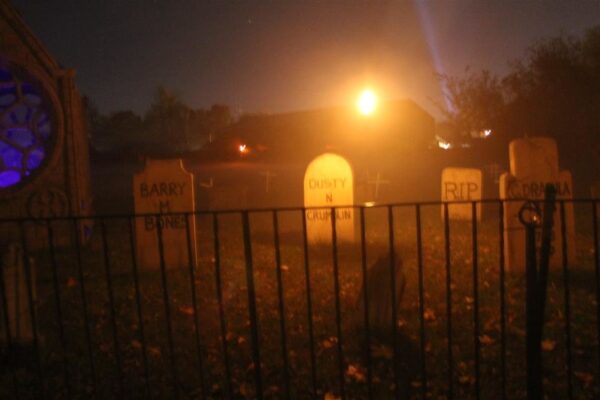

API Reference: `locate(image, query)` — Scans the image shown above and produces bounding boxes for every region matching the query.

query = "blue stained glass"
[0,86,16,107]
[1,111,12,126]
[0,171,21,188]
[0,62,52,189]
[24,94,42,106]
[7,128,35,147]
[35,112,49,125]
[37,117,51,139]
[21,83,39,96]
[0,68,11,82]
[0,142,23,168]
[22,83,42,106]
[10,105,34,125]
[26,148,44,169]
[0,95,15,108]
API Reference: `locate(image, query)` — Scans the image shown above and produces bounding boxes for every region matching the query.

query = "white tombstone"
[133,159,197,269]
[441,168,483,220]
[500,138,576,271]
[304,153,354,243]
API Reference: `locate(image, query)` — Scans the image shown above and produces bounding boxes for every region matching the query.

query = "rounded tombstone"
[303,152,354,243]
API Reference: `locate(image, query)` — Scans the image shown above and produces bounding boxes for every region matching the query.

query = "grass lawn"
[1,203,599,399]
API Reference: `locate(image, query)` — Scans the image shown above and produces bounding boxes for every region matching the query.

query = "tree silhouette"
[86,86,233,154]
[145,86,189,152]
[440,26,600,189]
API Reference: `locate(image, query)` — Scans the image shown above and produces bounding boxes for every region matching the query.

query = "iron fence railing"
[0,198,599,399]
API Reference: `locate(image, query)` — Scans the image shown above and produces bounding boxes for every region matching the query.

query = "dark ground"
[2,200,599,399]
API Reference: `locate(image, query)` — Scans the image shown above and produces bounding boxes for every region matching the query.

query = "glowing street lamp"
[356,88,378,116]
[238,144,249,155]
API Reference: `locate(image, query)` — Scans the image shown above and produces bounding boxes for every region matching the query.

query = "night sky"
[12,0,600,119]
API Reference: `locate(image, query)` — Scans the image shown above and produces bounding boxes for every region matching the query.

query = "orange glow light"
[356,88,378,116]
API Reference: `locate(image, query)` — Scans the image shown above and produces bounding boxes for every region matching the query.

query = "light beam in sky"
[413,0,456,114]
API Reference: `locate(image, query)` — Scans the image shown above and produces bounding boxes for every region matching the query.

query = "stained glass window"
[0,62,54,189]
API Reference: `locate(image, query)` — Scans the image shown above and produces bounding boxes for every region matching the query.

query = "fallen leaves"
[66,277,78,288]
[239,383,249,397]
[371,344,393,360]
[574,371,594,387]
[458,375,475,385]
[31,223,600,397]
[423,308,436,322]
[320,337,338,350]
[541,339,556,352]
[479,334,495,345]
[148,346,161,357]
[345,364,366,382]
[323,392,341,400]
[178,305,194,316]
[456,361,475,385]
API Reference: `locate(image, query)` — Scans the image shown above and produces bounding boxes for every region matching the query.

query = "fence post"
[518,185,556,400]
[535,186,556,351]
[521,200,540,400]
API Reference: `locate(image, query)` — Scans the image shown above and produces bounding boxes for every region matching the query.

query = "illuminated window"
[0,63,54,189]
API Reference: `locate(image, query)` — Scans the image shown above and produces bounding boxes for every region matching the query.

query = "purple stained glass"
[22,83,42,106]
[0,170,20,188]
[10,105,34,125]
[7,127,35,147]
[0,143,22,168]
[27,148,44,169]
[35,112,51,136]
[0,68,11,82]
[0,86,16,107]
[0,64,53,189]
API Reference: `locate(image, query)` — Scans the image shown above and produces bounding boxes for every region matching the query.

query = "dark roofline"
[238,98,431,121]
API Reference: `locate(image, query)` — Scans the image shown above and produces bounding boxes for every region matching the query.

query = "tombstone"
[1,243,35,345]
[304,153,354,243]
[0,2,92,248]
[500,137,576,271]
[441,168,482,220]
[133,159,197,269]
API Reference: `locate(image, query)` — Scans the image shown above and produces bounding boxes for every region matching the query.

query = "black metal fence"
[0,199,599,399]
